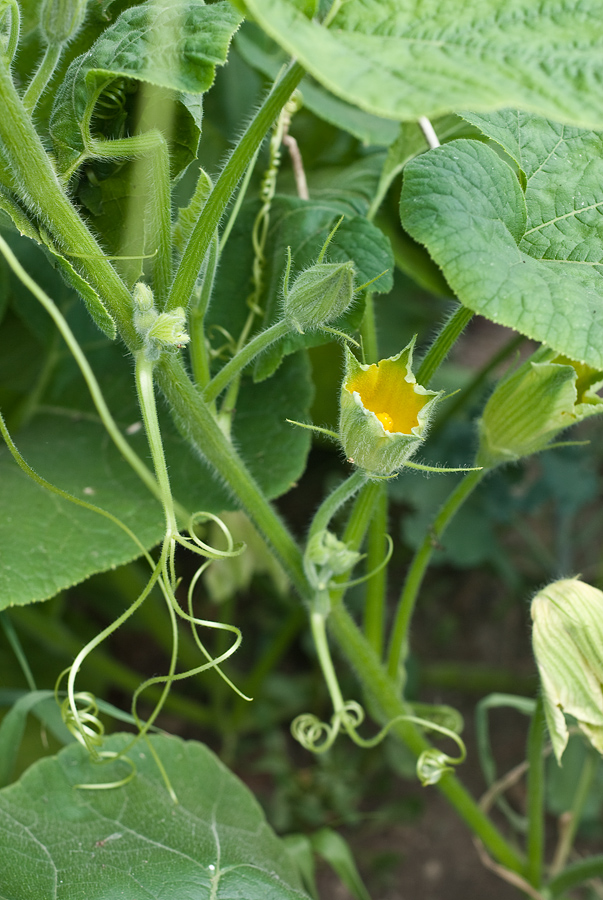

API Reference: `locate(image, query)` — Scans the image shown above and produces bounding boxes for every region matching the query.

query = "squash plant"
[1,0,603,897]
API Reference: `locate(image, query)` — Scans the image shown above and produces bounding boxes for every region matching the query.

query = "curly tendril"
[0,251,253,801]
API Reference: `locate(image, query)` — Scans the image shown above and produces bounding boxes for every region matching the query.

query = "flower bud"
[339,340,441,477]
[531,578,603,763]
[304,529,362,591]
[40,0,87,44]
[283,259,356,333]
[133,283,189,360]
[477,348,603,468]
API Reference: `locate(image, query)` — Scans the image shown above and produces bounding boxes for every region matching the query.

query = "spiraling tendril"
[0,252,253,801]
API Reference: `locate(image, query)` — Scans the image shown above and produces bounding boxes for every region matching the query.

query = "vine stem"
[307,470,368,546]
[203,319,291,404]
[0,234,178,515]
[328,600,525,875]
[22,42,62,113]
[387,467,486,681]
[135,353,178,537]
[416,304,474,386]
[166,62,305,313]
[363,482,388,656]
[525,697,546,888]
[0,58,308,596]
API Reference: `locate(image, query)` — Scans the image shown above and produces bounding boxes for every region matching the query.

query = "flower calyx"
[531,577,603,763]
[477,347,603,468]
[339,339,441,477]
[133,282,189,362]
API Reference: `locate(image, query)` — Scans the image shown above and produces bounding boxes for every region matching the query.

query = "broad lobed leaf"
[400,112,603,367]
[0,733,310,900]
[242,0,603,128]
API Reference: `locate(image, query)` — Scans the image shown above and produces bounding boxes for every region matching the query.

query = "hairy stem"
[387,468,486,681]
[166,62,305,312]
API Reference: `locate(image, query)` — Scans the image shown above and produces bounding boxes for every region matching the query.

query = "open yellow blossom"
[346,358,429,435]
[339,340,441,476]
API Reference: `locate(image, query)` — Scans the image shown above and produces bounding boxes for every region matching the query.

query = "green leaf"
[0,691,72,788]
[399,129,603,367]
[49,0,242,174]
[0,733,310,900]
[0,346,313,607]
[243,0,603,128]
[236,24,399,145]
[311,828,371,900]
[41,241,117,340]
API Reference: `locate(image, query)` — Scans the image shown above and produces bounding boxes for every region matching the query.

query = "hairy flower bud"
[133,283,189,360]
[304,529,362,591]
[339,339,440,477]
[40,0,87,44]
[531,578,603,763]
[477,347,603,467]
[283,259,356,333]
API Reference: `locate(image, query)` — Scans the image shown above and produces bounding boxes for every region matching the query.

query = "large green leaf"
[235,23,399,145]
[49,0,242,174]
[399,120,603,367]
[0,346,312,608]
[243,0,603,128]
[0,733,309,900]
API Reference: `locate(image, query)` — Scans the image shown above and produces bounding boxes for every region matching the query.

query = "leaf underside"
[243,0,603,128]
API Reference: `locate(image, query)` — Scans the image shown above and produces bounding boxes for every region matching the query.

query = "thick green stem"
[91,130,172,301]
[329,601,525,874]
[166,62,305,312]
[387,468,486,680]
[416,305,474,386]
[525,697,546,888]
[155,353,308,596]
[0,62,307,595]
[203,319,291,404]
[189,231,219,388]
[0,58,136,340]
[363,482,388,656]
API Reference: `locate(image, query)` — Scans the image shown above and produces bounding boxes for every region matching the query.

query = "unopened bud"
[477,347,603,467]
[40,0,87,44]
[305,529,362,591]
[284,259,355,333]
[531,578,603,763]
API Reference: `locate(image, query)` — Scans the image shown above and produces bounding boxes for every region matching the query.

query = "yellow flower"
[339,340,440,476]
